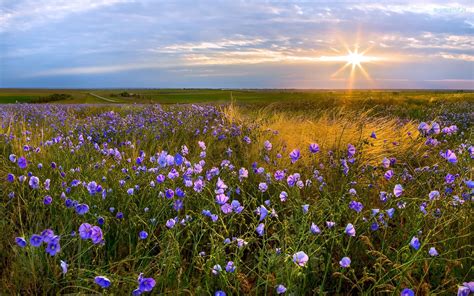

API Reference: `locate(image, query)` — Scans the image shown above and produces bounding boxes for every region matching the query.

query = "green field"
[1,89,473,295]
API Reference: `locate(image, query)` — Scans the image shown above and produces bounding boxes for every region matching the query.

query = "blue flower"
[29,176,40,189]
[293,251,309,266]
[400,288,414,296]
[258,205,268,221]
[45,236,61,256]
[349,200,363,212]
[410,236,421,250]
[175,153,184,165]
[345,223,356,237]
[90,226,103,244]
[18,156,27,169]
[212,264,222,275]
[276,284,287,294]
[256,223,265,236]
[139,231,148,240]
[339,256,351,268]
[429,247,438,256]
[309,143,320,153]
[289,149,301,163]
[393,184,403,197]
[30,234,43,247]
[225,261,235,273]
[137,273,156,292]
[60,260,68,274]
[310,223,321,234]
[94,276,111,288]
[166,218,176,229]
[15,237,27,248]
[75,204,89,215]
[79,223,92,240]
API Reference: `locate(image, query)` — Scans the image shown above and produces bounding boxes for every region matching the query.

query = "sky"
[0,0,473,89]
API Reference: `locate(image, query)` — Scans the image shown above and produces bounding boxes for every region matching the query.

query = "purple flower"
[349,200,363,213]
[43,195,53,205]
[410,236,421,250]
[429,247,438,256]
[212,264,222,275]
[60,260,68,274]
[9,154,16,163]
[387,208,395,218]
[7,173,15,183]
[445,174,456,184]
[302,204,309,214]
[215,291,226,296]
[393,184,403,197]
[30,234,43,247]
[29,176,40,189]
[347,144,356,158]
[279,191,288,202]
[239,168,248,180]
[127,188,134,195]
[256,223,265,236]
[258,205,268,221]
[138,273,156,292]
[264,140,272,151]
[15,237,27,248]
[289,149,301,163]
[293,251,309,266]
[310,223,321,234]
[384,170,393,180]
[87,181,98,195]
[95,276,111,288]
[45,236,60,256]
[345,223,356,237]
[225,261,235,273]
[79,223,92,240]
[429,191,440,201]
[139,231,148,240]
[90,226,103,244]
[339,256,351,268]
[166,218,176,229]
[276,284,287,294]
[41,229,55,243]
[458,282,474,295]
[75,204,89,215]
[221,203,233,214]
[441,150,457,163]
[400,288,414,296]
[309,143,320,153]
[18,157,27,169]
[258,182,268,192]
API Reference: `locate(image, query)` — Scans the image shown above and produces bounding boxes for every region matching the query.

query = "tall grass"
[0,101,472,295]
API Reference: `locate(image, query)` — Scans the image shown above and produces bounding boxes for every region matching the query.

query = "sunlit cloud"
[1,0,473,88]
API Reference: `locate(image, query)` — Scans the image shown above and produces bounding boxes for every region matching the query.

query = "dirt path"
[88,92,119,103]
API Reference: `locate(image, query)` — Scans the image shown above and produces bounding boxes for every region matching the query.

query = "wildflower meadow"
[1,96,473,295]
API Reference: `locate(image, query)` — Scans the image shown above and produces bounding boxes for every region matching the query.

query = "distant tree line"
[31,94,73,103]
[110,92,144,98]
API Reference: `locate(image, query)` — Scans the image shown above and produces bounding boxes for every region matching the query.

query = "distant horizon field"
[0,88,473,105]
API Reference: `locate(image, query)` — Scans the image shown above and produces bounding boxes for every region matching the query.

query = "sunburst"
[320,46,381,89]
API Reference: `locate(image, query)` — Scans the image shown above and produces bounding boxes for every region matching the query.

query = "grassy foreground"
[0,94,473,295]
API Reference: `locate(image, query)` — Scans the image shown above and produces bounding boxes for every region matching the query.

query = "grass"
[0,93,472,295]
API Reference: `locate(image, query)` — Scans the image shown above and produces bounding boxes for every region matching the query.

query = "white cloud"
[0,0,133,32]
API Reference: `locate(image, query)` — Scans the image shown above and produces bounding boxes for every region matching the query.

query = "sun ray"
[324,45,382,89]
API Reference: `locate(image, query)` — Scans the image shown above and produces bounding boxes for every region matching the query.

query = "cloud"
[1,0,473,88]
[0,0,133,32]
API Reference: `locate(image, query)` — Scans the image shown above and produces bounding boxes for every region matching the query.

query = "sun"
[320,46,383,89]
[345,50,364,67]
